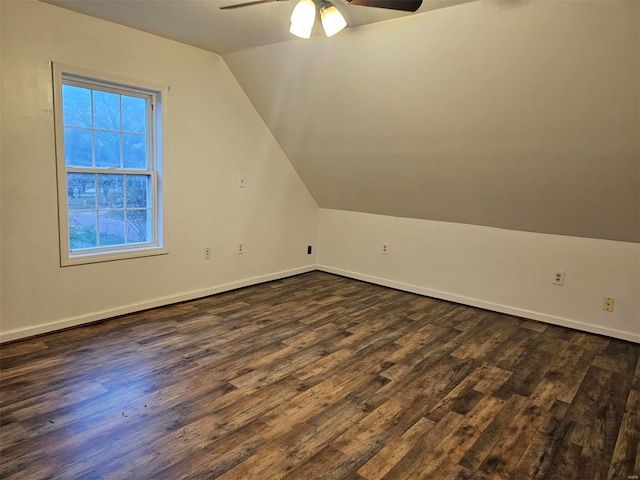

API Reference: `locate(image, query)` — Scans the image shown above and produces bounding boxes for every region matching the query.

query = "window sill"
[62,246,168,267]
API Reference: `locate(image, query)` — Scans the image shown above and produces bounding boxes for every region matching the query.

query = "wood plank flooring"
[1,271,639,479]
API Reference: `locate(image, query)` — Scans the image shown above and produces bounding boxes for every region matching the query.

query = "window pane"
[95,131,121,168]
[123,134,148,169]
[69,212,97,250]
[99,211,125,247]
[63,85,92,128]
[93,90,120,130]
[126,175,150,209]
[67,173,96,210]
[127,209,150,243]
[64,128,93,167]
[98,174,125,209]
[122,96,147,134]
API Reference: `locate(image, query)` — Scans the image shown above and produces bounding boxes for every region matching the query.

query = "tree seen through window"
[62,83,153,251]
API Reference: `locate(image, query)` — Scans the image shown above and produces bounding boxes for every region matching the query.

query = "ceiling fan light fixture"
[289,0,316,39]
[319,1,347,37]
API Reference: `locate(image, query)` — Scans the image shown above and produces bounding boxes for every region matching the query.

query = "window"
[52,64,167,265]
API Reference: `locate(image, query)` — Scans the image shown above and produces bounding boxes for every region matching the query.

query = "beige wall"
[225,0,640,243]
[0,0,318,341]
[318,209,640,343]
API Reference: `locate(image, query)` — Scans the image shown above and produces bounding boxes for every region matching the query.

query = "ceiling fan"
[220,0,423,39]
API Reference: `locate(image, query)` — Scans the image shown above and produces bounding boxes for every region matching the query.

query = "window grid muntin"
[62,80,151,171]
[66,170,154,251]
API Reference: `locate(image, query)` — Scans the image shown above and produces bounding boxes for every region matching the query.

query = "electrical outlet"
[553,271,565,286]
[382,244,389,255]
[603,297,614,312]
[237,242,244,255]
[204,247,211,260]
[238,176,245,188]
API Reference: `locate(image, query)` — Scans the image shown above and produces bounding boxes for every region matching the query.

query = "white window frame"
[52,63,168,266]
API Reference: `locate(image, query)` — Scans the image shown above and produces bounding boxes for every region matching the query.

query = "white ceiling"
[41,0,473,55]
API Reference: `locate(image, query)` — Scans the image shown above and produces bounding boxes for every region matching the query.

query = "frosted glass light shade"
[320,1,346,37]
[289,0,316,39]
[290,0,315,23]
[289,20,314,39]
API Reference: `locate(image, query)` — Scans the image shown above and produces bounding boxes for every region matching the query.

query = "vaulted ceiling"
[41,0,640,242]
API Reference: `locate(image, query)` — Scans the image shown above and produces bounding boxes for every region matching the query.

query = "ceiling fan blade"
[345,0,423,11]
[220,0,286,10]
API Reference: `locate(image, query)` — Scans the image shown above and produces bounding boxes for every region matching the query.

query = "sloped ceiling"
[224,0,640,242]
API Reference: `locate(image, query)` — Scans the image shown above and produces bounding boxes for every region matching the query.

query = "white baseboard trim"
[0,265,317,343]
[4,264,637,344]
[318,265,640,344]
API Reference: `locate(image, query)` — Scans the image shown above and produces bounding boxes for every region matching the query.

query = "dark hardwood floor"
[1,271,638,479]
